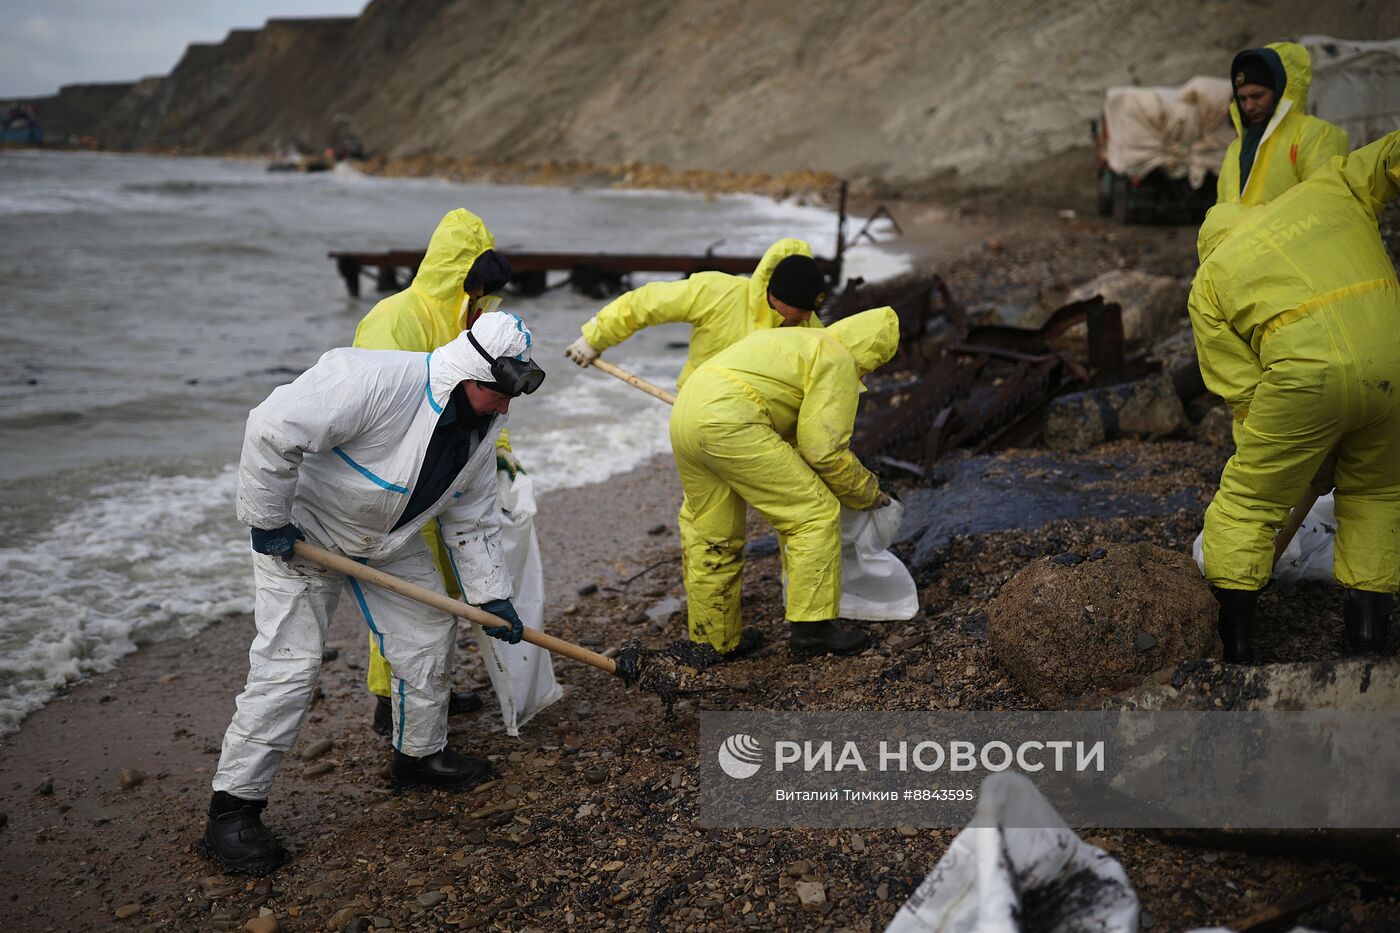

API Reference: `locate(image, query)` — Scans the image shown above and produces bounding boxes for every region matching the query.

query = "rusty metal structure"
[329,183,853,299]
[834,273,1144,479]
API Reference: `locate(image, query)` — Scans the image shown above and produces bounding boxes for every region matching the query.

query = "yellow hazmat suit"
[1190,130,1400,593]
[1216,41,1349,206]
[669,307,899,652]
[580,238,822,389]
[353,208,509,698]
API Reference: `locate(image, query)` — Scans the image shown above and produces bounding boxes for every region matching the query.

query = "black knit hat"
[767,255,828,312]
[464,248,512,294]
[1231,48,1284,93]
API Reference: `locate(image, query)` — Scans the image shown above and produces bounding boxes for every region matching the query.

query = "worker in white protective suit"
[200,311,545,876]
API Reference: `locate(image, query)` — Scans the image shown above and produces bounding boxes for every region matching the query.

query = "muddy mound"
[989,542,1217,708]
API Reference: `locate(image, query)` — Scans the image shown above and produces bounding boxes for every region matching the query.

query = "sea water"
[0,149,905,735]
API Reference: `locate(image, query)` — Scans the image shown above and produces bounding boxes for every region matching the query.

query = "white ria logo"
[718,733,763,779]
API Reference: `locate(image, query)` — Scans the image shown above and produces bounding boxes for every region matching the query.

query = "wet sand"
[0,455,682,931]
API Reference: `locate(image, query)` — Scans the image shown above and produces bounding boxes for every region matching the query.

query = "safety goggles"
[467,330,545,397]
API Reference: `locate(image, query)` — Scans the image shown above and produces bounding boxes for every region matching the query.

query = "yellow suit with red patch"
[1215,42,1349,207]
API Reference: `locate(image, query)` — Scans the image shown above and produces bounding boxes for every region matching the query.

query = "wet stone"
[302,738,334,760]
[416,892,446,908]
[1134,629,1159,652]
[115,903,142,919]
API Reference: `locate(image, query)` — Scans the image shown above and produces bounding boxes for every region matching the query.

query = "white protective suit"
[214,312,532,800]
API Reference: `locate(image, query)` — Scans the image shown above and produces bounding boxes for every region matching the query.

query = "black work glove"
[480,598,524,644]
[250,523,304,561]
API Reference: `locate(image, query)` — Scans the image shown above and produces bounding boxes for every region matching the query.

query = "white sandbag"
[886,772,1138,933]
[1190,494,1336,594]
[839,499,919,621]
[780,500,919,622]
[470,470,563,736]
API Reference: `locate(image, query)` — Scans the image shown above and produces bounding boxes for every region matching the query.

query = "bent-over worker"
[202,312,545,875]
[670,307,900,662]
[564,238,828,382]
[1190,130,1400,662]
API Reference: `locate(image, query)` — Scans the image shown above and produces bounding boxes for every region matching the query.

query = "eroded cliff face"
[31,0,1400,192]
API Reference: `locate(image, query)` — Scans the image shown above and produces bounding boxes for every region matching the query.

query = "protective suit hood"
[411,209,496,329]
[748,238,815,327]
[1229,41,1312,136]
[1197,203,1253,261]
[824,307,900,375]
[430,311,534,403]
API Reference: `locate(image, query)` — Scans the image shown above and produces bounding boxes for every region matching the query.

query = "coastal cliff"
[19,0,1400,194]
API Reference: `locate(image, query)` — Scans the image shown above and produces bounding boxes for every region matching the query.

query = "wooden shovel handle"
[1272,489,1321,569]
[292,540,618,676]
[590,358,677,405]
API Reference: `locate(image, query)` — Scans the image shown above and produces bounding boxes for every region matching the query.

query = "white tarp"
[781,500,919,622]
[1102,76,1235,187]
[887,773,1322,933]
[1300,35,1400,147]
[886,773,1139,933]
[470,470,563,736]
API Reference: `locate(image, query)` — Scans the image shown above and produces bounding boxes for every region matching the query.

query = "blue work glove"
[250,523,304,561]
[480,598,523,644]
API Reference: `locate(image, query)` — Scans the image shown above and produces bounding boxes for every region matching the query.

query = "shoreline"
[9,157,1380,928]
[0,454,685,930]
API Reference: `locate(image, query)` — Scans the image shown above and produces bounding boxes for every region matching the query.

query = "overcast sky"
[1,0,368,98]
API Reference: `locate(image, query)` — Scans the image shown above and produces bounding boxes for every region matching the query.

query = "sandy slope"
[38,0,1400,195]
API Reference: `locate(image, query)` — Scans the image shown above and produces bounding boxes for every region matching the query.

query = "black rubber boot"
[448,689,483,714]
[1214,587,1259,664]
[1344,589,1392,655]
[197,792,288,876]
[372,695,393,737]
[669,628,766,670]
[790,620,870,659]
[389,746,493,790]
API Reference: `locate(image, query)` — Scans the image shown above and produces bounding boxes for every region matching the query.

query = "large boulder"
[989,542,1218,708]
[1043,372,1188,452]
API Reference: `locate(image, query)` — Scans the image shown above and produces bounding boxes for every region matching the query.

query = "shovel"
[292,540,643,684]
[589,357,677,405]
[1271,448,1338,569]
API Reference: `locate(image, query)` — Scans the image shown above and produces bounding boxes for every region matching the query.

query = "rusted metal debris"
[839,273,1150,479]
[329,181,861,299]
[330,248,844,300]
